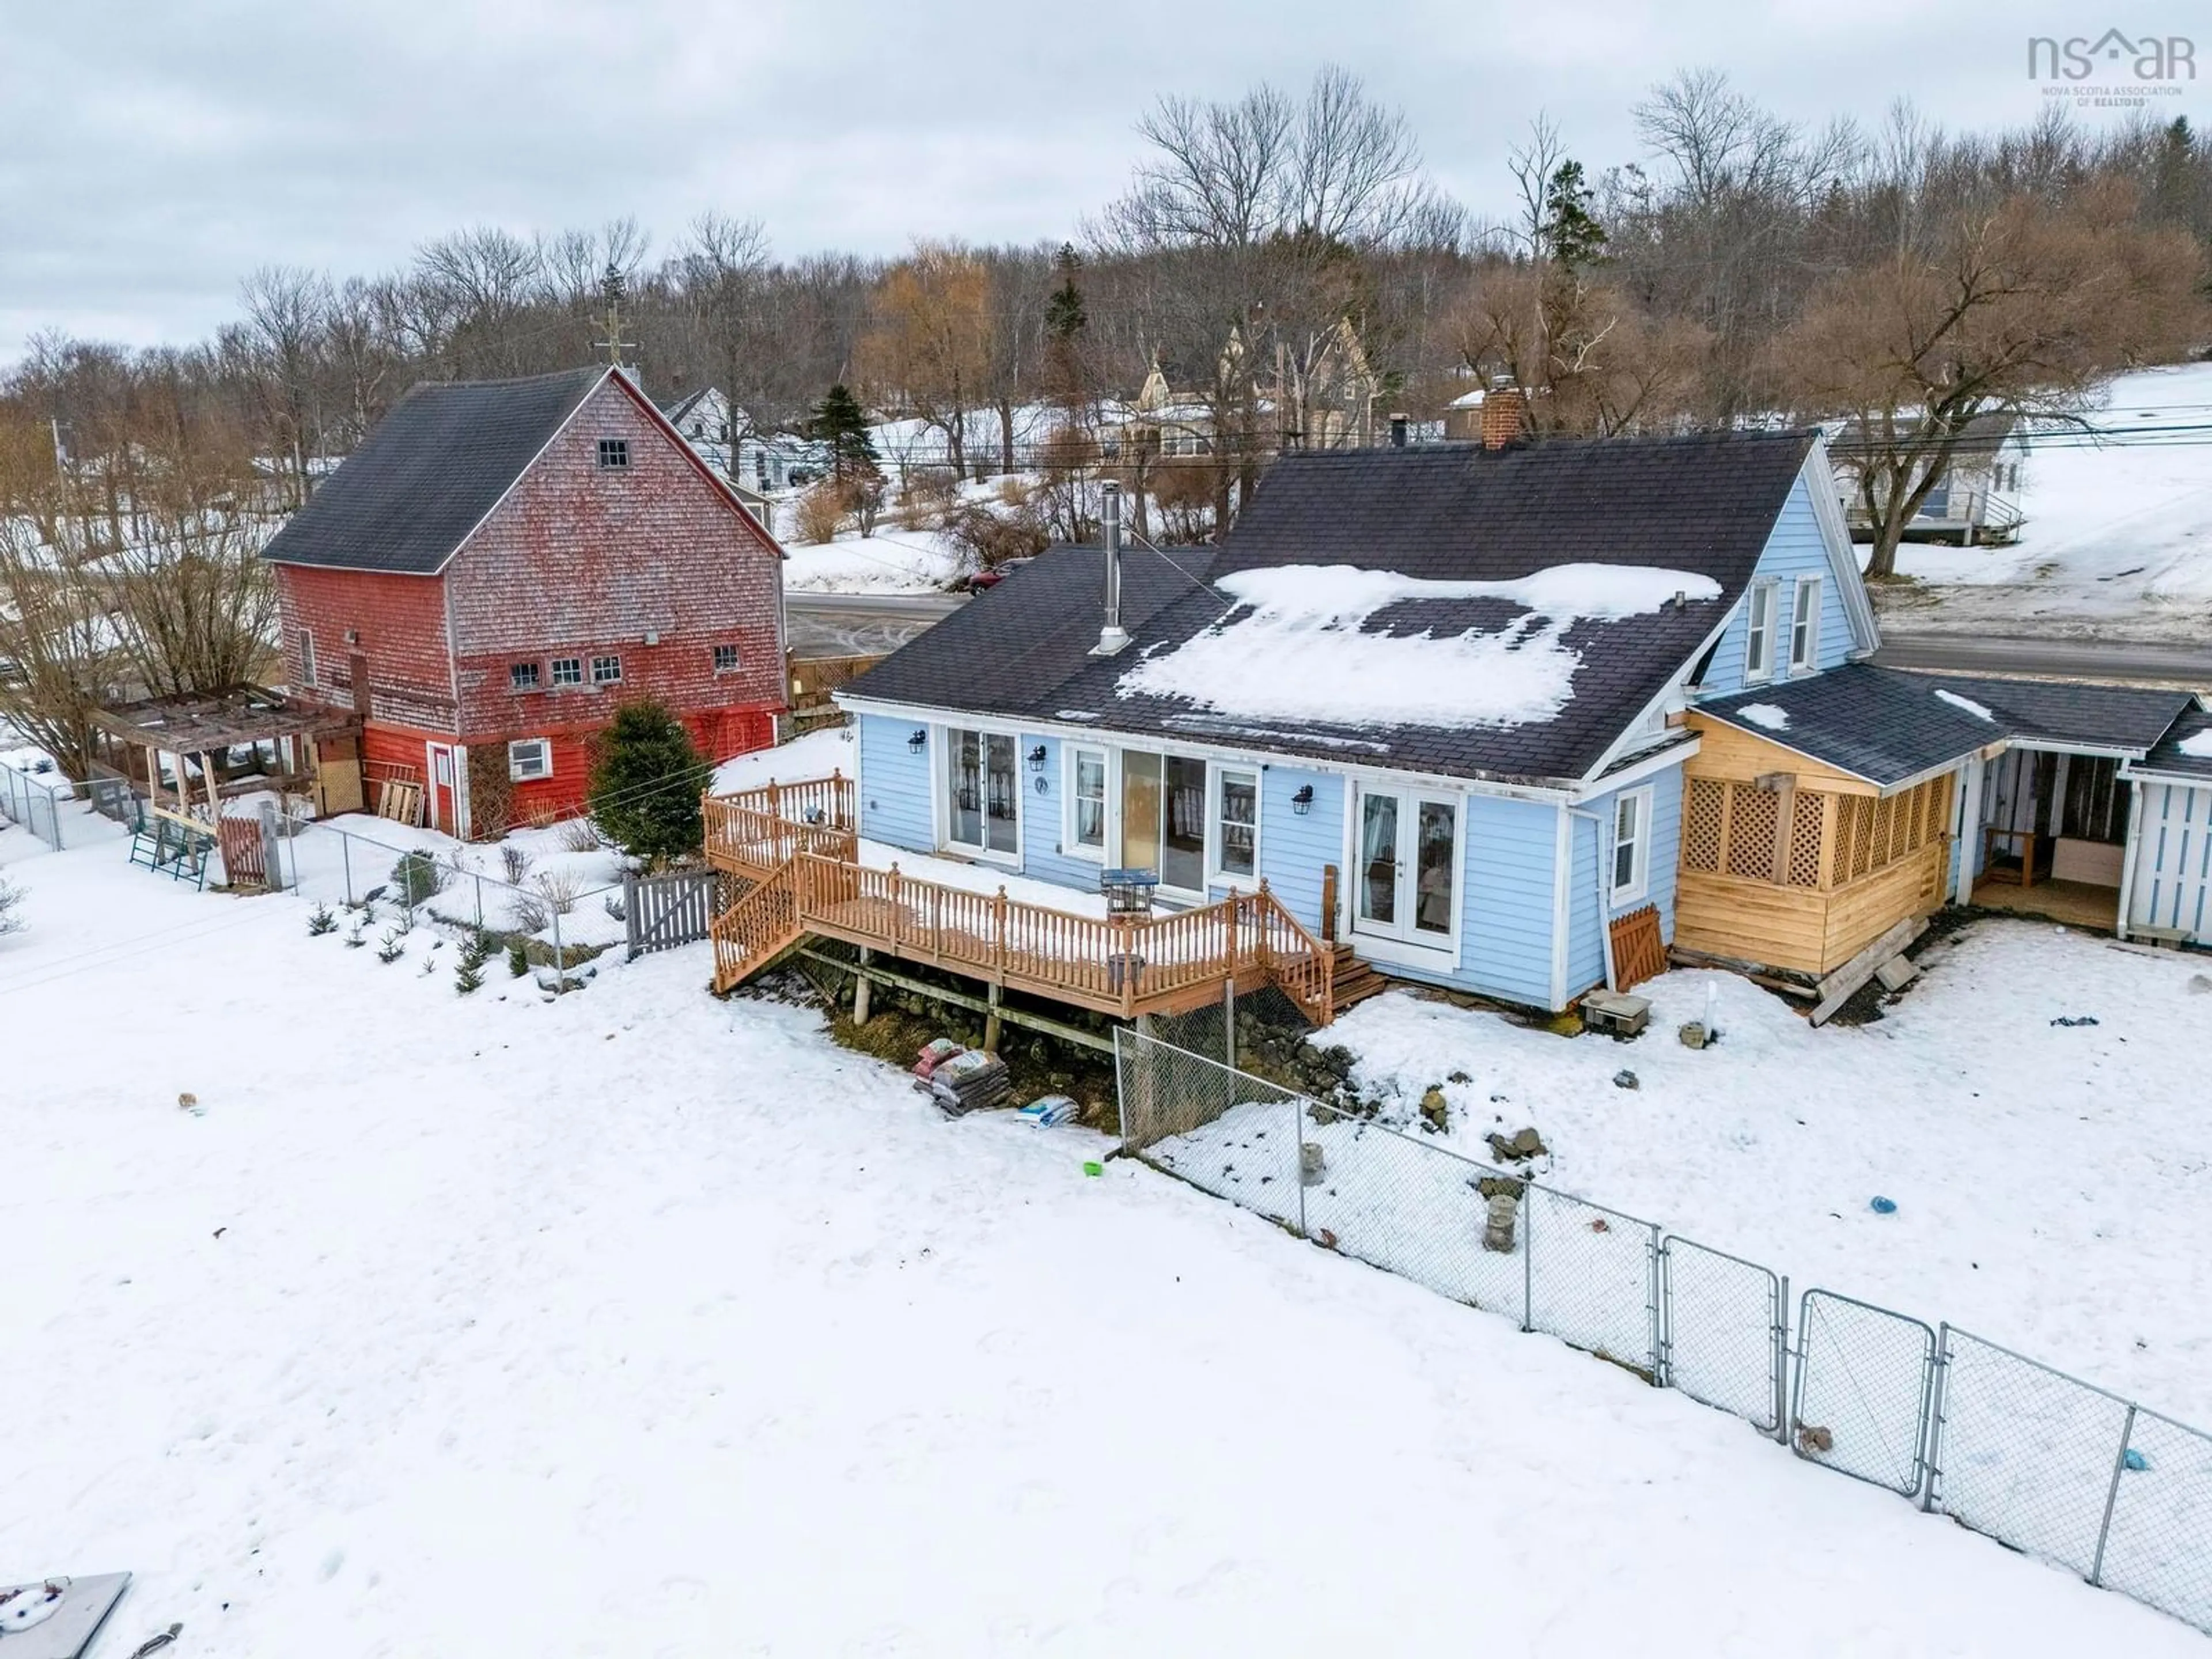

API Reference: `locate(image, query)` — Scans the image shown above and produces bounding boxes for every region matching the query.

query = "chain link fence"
[1661,1237,1787,1435]
[1791,1290,1937,1497]
[1,759,140,851]
[1113,1023,2212,1638]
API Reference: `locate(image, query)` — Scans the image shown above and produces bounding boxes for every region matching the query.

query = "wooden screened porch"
[700,775,1338,1025]
[1673,721,1957,979]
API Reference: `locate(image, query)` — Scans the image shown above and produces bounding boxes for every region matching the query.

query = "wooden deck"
[701,777,1337,1024]
[1971,877,2119,932]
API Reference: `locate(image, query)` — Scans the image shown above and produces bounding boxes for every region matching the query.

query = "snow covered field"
[1320,923,2212,1425]
[2,823,2207,1654]
[1885,361,2212,638]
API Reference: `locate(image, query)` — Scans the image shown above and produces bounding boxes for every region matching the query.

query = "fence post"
[1774,1273,1791,1445]
[1654,1237,1672,1389]
[51,782,65,850]
[1293,1093,1306,1240]
[342,832,354,907]
[258,801,282,890]
[474,874,484,933]
[552,906,565,993]
[623,871,641,959]
[2090,1402,2138,1586]
[1921,1323,1950,1510]
[1645,1222,1663,1385]
[1521,1185,1535,1332]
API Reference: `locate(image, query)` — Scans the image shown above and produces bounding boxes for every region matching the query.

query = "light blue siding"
[1453,795,1559,1006]
[1021,732,1105,891]
[1702,477,1857,697]
[1567,767,1686,999]
[1255,766,1343,935]
[857,713,933,854]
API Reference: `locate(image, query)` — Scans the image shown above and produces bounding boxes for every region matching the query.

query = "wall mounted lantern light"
[1027,744,1048,773]
[907,728,927,753]
[1291,785,1315,816]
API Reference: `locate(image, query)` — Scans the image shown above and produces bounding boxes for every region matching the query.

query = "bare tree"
[1777,180,2207,578]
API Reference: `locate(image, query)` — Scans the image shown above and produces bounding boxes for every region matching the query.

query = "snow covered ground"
[1882,361,2212,639]
[1319,922,2212,1425]
[2,825,2207,1654]
[782,529,966,595]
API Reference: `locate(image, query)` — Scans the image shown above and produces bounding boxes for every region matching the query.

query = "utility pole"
[593,263,637,371]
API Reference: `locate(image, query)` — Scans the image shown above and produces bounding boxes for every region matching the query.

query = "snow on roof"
[1113,563,1722,730]
[1737,702,1791,732]
[1934,687,1997,722]
[2179,729,2212,759]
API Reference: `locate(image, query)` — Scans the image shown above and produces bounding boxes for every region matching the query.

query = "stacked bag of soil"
[913,1041,1013,1116]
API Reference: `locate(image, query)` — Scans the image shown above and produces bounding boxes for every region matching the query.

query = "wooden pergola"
[88,686,359,831]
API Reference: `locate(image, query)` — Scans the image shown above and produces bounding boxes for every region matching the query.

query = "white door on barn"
[426,742,459,838]
[2127,782,2212,943]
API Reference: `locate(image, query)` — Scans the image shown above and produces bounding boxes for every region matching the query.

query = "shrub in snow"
[507,940,531,978]
[391,851,445,908]
[793,481,846,546]
[376,927,406,964]
[307,902,338,936]
[940,501,1048,571]
[532,870,582,917]
[500,844,532,884]
[0,877,24,937]
[507,892,551,934]
[587,699,710,863]
[557,819,602,855]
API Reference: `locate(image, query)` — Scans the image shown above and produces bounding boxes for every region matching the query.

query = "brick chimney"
[1479,378,1527,451]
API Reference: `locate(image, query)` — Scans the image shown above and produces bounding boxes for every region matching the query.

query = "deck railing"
[703,772,858,874]
[706,834,1334,1021]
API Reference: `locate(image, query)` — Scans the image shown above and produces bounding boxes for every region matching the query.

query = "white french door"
[1352,785,1459,945]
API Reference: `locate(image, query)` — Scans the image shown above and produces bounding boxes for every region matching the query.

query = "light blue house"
[835,421,1880,1014]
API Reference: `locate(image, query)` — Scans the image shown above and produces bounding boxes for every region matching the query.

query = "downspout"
[2114,777,2145,942]
[1566,805,1618,994]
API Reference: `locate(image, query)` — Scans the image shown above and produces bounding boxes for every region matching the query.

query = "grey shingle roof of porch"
[840,432,1821,787]
[1697,666,2196,787]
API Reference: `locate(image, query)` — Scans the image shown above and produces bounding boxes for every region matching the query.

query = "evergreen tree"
[810,382,879,484]
[1541,160,1607,275]
[587,699,711,863]
[1045,244,1088,341]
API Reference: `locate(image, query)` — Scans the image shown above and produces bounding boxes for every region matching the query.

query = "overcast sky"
[3,0,2203,364]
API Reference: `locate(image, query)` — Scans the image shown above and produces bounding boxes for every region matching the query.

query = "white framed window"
[1744,579,1778,683]
[591,654,623,685]
[509,661,540,692]
[299,628,317,688]
[508,738,552,782]
[597,438,630,469]
[1612,786,1653,905]
[550,657,583,687]
[1213,767,1258,882]
[1789,576,1821,675]
[1066,745,1107,857]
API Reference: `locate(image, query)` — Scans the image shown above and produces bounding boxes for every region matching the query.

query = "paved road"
[786,591,964,660]
[1875,631,2212,687]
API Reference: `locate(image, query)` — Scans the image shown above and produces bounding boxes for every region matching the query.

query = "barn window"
[1612,787,1652,904]
[508,738,552,782]
[509,661,540,692]
[550,657,583,687]
[597,438,630,470]
[298,628,317,688]
[713,644,740,673]
[1744,579,1778,683]
[592,654,623,685]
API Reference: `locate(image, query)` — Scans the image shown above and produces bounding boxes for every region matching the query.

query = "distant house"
[1831,411,2029,546]
[262,366,786,838]
[659,386,819,493]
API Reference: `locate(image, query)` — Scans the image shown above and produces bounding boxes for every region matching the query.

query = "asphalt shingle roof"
[1699,666,2196,787]
[2141,705,2212,782]
[260,366,608,575]
[844,431,1820,787]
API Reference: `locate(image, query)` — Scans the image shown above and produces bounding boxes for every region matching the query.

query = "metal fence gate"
[624,868,722,958]
[1661,1236,1786,1435]
[1791,1289,1936,1496]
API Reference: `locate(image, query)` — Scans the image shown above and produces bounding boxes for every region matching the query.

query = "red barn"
[262,365,785,837]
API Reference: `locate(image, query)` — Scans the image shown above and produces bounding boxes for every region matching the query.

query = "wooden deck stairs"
[1328,942,1388,1013]
[701,774,1339,1027]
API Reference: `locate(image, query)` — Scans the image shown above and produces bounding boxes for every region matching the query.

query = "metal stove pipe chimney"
[1092,479,1130,657]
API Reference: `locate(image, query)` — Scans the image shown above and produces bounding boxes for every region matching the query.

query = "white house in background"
[1831,412,2031,547]
[659,387,820,493]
